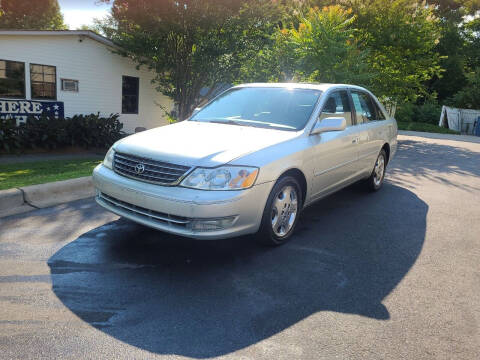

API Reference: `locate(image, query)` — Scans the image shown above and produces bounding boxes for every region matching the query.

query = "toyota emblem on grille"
[134,163,145,174]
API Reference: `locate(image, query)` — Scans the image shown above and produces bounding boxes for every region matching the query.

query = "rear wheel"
[256,176,302,246]
[366,149,387,191]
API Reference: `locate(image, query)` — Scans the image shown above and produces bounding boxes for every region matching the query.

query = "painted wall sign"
[0,99,65,125]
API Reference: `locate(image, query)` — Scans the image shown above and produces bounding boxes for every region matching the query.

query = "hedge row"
[0,113,125,153]
[394,102,442,125]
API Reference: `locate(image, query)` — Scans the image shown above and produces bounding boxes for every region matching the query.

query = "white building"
[0,30,172,133]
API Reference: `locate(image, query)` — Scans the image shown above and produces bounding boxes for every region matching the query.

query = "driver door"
[309,90,360,200]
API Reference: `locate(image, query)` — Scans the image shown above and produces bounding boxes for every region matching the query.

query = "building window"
[0,60,25,98]
[61,79,79,92]
[30,64,56,100]
[122,76,139,114]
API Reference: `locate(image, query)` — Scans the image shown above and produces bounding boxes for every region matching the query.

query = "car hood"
[114,121,301,167]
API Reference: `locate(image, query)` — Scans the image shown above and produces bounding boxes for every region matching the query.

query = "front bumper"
[92,164,273,240]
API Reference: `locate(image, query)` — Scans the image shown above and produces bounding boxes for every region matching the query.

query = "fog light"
[190,216,237,232]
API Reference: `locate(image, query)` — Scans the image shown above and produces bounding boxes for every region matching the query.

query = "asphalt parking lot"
[1,134,479,360]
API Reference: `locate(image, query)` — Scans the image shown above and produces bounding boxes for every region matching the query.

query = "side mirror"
[310,117,346,135]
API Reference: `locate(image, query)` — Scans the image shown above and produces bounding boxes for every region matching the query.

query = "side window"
[371,98,387,120]
[319,90,352,126]
[351,91,375,124]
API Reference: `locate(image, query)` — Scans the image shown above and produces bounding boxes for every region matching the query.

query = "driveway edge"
[398,130,480,143]
[0,176,94,218]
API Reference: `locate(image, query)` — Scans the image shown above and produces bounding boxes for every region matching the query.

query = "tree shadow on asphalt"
[388,139,480,191]
[48,182,427,358]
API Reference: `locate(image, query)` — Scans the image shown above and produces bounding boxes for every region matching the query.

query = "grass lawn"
[0,158,102,190]
[397,121,460,134]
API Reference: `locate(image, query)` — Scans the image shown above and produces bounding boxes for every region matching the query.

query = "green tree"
[271,1,442,104]
[463,18,480,71]
[273,6,373,84]
[346,0,442,102]
[0,0,66,30]
[99,0,280,120]
[447,18,480,109]
[428,20,467,102]
[426,0,480,18]
[448,69,480,109]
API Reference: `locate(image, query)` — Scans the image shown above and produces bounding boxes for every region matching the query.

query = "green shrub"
[395,102,416,123]
[0,113,125,154]
[395,102,442,125]
[0,117,21,153]
[415,102,442,124]
[65,113,124,148]
[21,115,69,150]
[397,121,460,134]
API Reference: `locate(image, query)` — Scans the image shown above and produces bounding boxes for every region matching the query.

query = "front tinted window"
[351,91,375,124]
[319,90,352,126]
[191,87,322,130]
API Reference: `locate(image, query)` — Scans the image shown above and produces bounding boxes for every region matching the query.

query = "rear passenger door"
[350,90,385,174]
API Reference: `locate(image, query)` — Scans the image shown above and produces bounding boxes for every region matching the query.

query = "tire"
[256,176,303,246]
[366,149,387,191]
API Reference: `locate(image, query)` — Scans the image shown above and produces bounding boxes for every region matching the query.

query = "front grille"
[113,152,190,185]
[98,192,192,229]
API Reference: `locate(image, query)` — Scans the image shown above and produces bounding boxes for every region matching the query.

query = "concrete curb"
[0,176,94,218]
[0,188,35,218]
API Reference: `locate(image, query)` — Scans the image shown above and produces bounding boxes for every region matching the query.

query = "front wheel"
[256,176,303,246]
[365,149,387,191]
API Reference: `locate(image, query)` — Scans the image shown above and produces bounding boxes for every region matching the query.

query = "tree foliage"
[274,6,373,85]
[272,1,442,103]
[0,0,66,30]
[448,68,480,109]
[346,0,442,102]
[96,0,480,117]
[99,0,280,120]
[426,0,480,17]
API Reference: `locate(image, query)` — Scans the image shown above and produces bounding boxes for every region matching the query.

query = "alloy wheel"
[373,154,385,187]
[271,185,298,237]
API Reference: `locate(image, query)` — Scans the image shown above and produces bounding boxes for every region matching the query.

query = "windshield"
[190,87,322,131]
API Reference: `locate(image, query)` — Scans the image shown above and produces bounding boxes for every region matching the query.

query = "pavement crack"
[17,187,39,209]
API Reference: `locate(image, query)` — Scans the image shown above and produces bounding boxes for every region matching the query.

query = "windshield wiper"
[226,118,297,130]
[206,119,246,126]
[197,118,297,131]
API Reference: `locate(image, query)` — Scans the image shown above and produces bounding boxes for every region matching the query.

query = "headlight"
[103,147,115,169]
[181,166,259,190]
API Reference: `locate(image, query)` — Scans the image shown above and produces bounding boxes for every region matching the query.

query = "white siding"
[0,34,172,133]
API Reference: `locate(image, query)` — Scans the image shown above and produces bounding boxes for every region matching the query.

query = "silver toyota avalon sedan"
[93,83,397,245]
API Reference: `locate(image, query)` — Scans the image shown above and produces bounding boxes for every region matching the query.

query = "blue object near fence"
[475,116,480,137]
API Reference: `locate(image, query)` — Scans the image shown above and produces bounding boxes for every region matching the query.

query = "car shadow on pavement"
[48,182,427,358]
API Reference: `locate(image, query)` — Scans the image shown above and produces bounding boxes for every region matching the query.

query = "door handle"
[352,137,359,144]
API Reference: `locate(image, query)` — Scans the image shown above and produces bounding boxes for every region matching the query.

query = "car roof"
[233,82,369,93]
